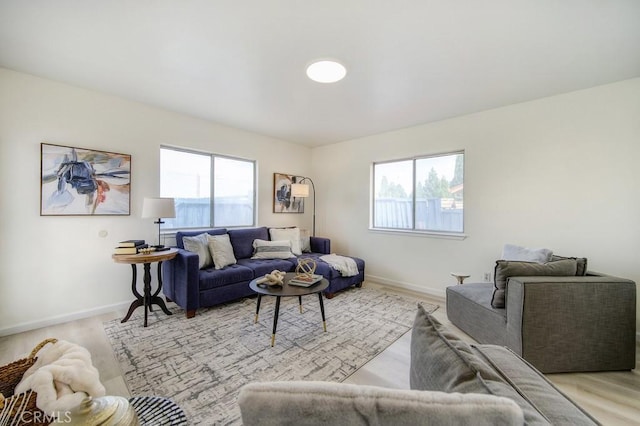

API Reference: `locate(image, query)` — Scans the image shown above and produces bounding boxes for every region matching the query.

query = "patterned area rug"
[104,286,437,425]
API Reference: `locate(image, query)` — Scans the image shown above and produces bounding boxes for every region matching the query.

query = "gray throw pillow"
[409,305,550,424]
[491,259,578,308]
[182,233,213,269]
[551,255,588,276]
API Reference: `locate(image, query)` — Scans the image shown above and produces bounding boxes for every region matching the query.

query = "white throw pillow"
[269,227,302,256]
[182,233,214,269]
[501,244,553,264]
[299,228,311,253]
[252,239,295,259]
[207,234,237,270]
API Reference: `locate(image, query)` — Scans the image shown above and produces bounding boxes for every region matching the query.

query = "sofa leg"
[355,282,363,288]
[325,292,335,299]
[186,310,196,319]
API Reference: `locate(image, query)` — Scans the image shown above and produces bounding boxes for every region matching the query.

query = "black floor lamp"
[291,177,316,236]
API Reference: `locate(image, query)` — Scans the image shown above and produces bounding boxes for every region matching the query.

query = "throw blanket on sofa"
[15,340,106,416]
[320,254,359,277]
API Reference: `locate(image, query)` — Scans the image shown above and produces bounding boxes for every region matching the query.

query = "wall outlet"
[483,272,492,282]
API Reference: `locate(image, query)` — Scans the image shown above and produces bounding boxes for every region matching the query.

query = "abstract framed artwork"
[41,143,131,215]
[273,172,304,213]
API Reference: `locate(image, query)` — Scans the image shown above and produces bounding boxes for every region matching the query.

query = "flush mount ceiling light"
[306,60,347,83]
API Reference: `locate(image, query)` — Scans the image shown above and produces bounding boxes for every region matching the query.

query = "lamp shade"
[141,197,176,218]
[291,183,310,198]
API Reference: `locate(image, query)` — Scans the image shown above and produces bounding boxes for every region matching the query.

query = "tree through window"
[373,151,464,233]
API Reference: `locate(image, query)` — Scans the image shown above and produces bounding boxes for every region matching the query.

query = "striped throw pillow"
[251,239,295,259]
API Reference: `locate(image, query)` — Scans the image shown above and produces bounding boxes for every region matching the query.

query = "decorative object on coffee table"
[141,197,175,248]
[295,258,317,279]
[255,270,286,287]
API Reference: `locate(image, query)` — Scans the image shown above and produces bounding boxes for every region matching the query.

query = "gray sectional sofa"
[410,305,601,425]
[238,305,603,425]
[162,226,365,318]
[447,265,636,373]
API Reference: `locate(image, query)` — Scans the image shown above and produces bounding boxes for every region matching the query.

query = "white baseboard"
[365,274,446,302]
[0,301,130,337]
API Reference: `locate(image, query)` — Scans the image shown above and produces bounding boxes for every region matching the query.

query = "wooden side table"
[112,248,178,327]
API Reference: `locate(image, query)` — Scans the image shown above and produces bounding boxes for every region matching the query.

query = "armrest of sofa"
[505,274,636,373]
[310,236,330,254]
[239,381,524,426]
[162,248,201,318]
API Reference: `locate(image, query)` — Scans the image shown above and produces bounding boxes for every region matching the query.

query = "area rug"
[104,286,437,425]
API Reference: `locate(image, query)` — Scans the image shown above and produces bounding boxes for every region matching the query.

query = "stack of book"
[289,274,324,287]
[114,240,148,255]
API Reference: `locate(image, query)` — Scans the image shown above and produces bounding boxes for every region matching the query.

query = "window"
[160,147,255,228]
[372,151,464,234]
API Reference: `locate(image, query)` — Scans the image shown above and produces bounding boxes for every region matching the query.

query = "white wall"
[2,68,638,335]
[0,68,312,335]
[313,78,640,329]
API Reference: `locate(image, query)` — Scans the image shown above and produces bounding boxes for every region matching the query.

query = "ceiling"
[1,1,639,147]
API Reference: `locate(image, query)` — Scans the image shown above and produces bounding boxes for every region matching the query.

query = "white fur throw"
[14,340,106,416]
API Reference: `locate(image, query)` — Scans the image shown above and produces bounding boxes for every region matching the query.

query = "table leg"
[255,295,262,323]
[318,292,327,332]
[121,264,142,323]
[271,296,281,347]
[150,261,172,316]
[143,263,152,327]
[298,295,303,313]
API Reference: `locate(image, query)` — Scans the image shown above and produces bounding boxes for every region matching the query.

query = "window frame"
[160,145,257,230]
[370,150,465,239]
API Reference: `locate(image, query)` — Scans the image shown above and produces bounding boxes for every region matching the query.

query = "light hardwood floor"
[1,283,638,425]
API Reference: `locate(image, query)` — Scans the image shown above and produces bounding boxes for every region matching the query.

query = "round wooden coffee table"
[249,272,329,346]
[112,248,178,327]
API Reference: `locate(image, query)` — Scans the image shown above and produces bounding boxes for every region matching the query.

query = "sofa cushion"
[251,239,295,259]
[551,255,588,276]
[176,228,227,249]
[198,264,254,291]
[473,345,599,425]
[410,305,550,424]
[237,258,295,277]
[228,227,269,259]
[182,233,213,269]
[491,259,578,308]
[269,227,302,256]
[238,381,525,426]
[501,244,553,263]
[207,234,237,270]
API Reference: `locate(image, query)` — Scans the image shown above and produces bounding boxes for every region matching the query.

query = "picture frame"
[273,172,305,213]
[40,143,131,216]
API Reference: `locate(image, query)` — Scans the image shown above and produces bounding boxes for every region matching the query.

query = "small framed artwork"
[273,172,304,213]
[41,143,131,216]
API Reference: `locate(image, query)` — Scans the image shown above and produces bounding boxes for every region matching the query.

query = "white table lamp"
[142,197,176,248]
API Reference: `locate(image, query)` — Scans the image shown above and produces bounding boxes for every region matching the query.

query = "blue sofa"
[162,227,365,318]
